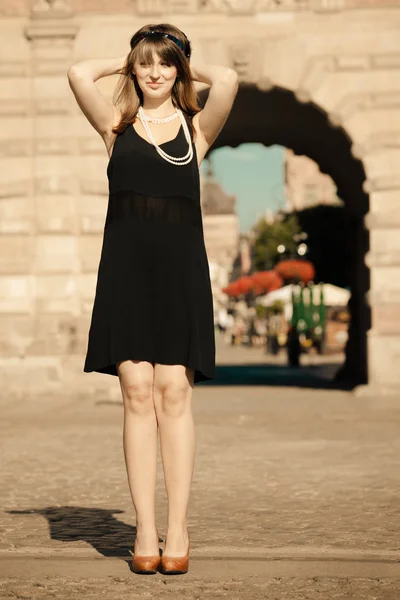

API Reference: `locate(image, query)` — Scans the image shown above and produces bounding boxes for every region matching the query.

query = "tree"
[252,213,301,271]
[251,206,352,289]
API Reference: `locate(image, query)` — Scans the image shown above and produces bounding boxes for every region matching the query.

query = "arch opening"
[200,85,370,385]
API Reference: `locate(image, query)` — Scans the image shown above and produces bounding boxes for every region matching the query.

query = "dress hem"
[83,355,215,385]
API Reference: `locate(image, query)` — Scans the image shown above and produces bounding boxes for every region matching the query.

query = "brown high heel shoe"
[160,530,190,575]
[132,536,161,574]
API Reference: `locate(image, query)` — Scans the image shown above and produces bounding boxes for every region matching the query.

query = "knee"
[156,382,190,418]
[122,380,154,415]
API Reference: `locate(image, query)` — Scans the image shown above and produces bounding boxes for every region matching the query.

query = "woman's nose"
[149,66,161,78]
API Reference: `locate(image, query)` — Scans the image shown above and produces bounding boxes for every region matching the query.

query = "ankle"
[167,523,188,534]
[136,524,158,535]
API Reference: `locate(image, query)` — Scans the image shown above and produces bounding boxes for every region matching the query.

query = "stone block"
[27,313,80,356]
[34,137,74,156]
[77,149,109,183]
[346,110,400,150]
[78,272,97,314]
[0,355,114,396]
[370,266,400,304]
[79,176,108,196]
[34,98,71,117]
[33,76,71,99]
[371,228,400,255]
[82,298,95,314]
[0,136,31,159]
[370,189,400,216]
[0,356,62,393]
[35,116,75,139]
[0,179,30,199]
[372,304,400,334]
[78,273,97,300]
[0,236,34,274]
[0,196,34,234]
[79,215,106,234]
[0,314,34,357]
[77,272,98,314]
[74,313,92,355]
[35,274,81,314]
[368,330,400,388]
[78,235,103,272]
[33,235,80,273]
[77,194,107,233]
[364,148,400,181]
[36,195,77,234]
[0,275,35,314]
[78,135,104,156]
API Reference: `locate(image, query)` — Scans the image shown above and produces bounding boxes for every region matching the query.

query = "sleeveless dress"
[83,115,216,384]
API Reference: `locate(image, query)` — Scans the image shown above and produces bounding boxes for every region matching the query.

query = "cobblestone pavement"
[1,335,399,598]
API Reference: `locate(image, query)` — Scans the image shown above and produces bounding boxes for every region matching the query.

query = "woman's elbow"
[67,64,87,82]
[67,64,80,81]
[221,68,239,92]
[223,68,239,86]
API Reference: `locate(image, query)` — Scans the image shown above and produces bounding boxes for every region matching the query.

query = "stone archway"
[1,0,399,395]
[201,85,370,385]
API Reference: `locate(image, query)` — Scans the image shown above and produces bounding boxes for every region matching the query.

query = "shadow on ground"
[7,507,146,559]
[200,363,355,390]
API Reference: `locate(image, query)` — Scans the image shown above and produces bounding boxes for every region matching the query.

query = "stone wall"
[1,0,400,394]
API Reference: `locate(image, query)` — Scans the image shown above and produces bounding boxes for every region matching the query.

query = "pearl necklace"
[142,110,179,124]
[138,106,193,166]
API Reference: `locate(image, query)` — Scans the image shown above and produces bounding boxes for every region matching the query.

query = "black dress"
[83,115,215,384]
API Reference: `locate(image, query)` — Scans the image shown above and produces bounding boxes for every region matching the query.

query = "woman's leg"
[117,359,159,555]
[153,364,195,556]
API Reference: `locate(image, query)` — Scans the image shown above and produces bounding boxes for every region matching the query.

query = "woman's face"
[133,50,178,100]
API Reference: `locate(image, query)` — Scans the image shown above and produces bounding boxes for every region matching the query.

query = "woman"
[67,23,238,575]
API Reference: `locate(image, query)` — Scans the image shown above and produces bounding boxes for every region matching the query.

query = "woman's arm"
[190,63,238,148]
[67,56,127,135]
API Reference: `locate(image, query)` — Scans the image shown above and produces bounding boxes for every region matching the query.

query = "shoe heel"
[132,539,161,574]
[160,531,190,575]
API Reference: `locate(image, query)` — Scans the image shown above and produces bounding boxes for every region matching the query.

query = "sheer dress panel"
[105,189,203,232]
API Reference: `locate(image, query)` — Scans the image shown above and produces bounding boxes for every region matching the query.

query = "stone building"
[200,161,239,314]
[1,0,400,394]
[284,148,343,210]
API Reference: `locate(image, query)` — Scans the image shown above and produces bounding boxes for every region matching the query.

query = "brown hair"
[112,23,200,135]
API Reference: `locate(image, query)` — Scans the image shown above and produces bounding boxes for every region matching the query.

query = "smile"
[147,83,162,88]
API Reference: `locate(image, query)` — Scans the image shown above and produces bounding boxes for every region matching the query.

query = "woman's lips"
[147,83,161,88]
